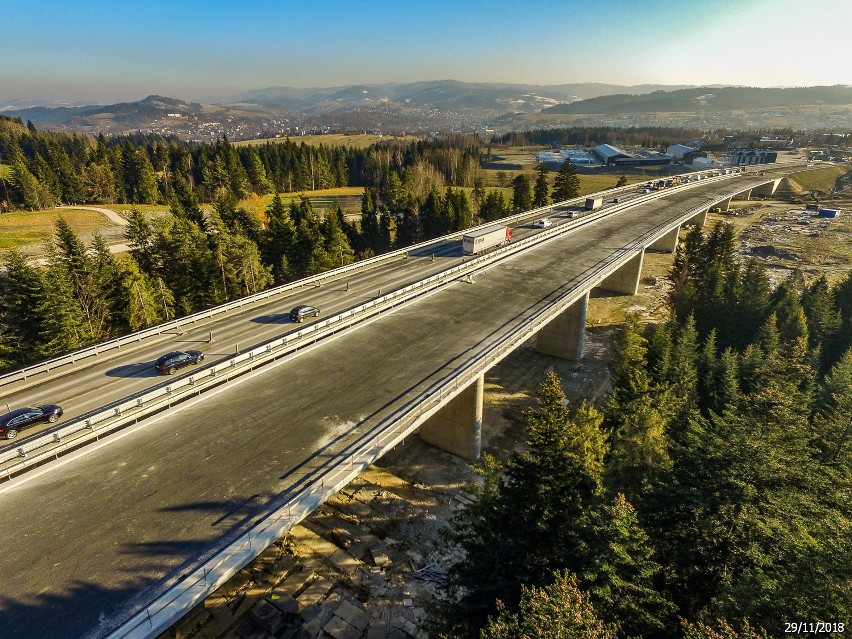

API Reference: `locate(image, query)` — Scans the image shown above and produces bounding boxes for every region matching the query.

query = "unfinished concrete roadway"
[0,171,790,638]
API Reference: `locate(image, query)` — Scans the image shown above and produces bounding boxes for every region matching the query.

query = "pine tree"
[552,160,580,202]
[479,572,614,639]
[802,275,842,371]
[581,494,675,637]
[443,373,610,634]
[262,193,297,283]
[533,164,550,207]
[511,173,533,213]
[120,260,166,331]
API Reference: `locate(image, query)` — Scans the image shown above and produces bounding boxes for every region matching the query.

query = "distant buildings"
[731,149,778,166]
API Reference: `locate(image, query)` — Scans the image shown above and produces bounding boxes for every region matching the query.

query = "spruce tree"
[553,159,580,202]
[479,572,614,639]
[533,164,550,207]
[511,173,533,213]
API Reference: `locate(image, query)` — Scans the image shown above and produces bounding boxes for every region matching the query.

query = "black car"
[154,350,204,375]
[290,305,320,322]
[0,404,63,440]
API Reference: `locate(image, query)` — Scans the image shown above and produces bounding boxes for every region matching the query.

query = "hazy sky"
[2,0,851,103]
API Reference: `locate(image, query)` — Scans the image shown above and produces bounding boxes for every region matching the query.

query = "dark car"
[0,404,63,440]
[154,350,204,375]
[290,305,320,322]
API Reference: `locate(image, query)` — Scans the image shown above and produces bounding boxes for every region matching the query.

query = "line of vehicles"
[1,304,323,441]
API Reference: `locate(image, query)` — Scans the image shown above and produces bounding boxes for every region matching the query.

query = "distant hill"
[542,85,852,114]
[7,81,849,139]
[215,80,704,112]
[6,95,204,128]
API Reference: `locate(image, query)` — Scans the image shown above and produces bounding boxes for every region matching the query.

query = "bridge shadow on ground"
[406,241,462,258]
[0,576,164,639]
[251,313,294,324]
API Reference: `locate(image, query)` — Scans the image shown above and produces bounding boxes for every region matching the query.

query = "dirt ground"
[160,186,852,639]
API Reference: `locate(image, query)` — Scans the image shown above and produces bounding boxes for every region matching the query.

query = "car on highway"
[0,404,63,440]
[290,305,320,322]
[534,218,553,228]
[154,350,204,375]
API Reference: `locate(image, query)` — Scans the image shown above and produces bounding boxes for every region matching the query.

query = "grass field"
[239,187,366,218]
[782,164,850,193]
[234,133,415,149]
[0,209,112,251]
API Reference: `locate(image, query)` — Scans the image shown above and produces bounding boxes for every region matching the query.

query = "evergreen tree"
[552,159,580,201]
[262,193,297,283]
[581,494,675,637]
[479,572,615,639]
[511,173,533,213]
[120,260,166,331]
[802,275,842,371]
[0,251,47,363]
[533,164,550,207]
[479,189,508,222]
[125,208,156,273]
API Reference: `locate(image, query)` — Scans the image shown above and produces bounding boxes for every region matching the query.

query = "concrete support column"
[688,209,708,227]
[597,250,644,296]
[719,196,733,212]
[737,188,753,201]
[536,292,588,361]
[649,225,680,252]
[418,373,483,460]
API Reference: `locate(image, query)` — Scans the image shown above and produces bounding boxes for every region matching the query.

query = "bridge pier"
[649,225,680,252]
[597,250,644,296]
[418,373,483,460]
[536,292,588,361]
[688,209,708,227]
[718,196,733,212]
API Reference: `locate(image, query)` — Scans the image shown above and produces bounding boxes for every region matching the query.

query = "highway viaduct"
[0,170,789,639]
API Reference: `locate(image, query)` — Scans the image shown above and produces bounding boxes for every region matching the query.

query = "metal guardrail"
[105,192,723,639]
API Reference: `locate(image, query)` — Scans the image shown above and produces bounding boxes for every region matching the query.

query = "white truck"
[462,225,512,255]
[584,197,603,211]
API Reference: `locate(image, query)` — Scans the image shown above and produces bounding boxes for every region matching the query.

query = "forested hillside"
[543,85,852,115]
[435,223,852,638]
[0,115,483,211]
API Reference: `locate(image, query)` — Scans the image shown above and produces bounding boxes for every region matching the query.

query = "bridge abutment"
[597,250,645,296]
[751,179,780,197]
[418,373,483,460]
[535,292,588,361]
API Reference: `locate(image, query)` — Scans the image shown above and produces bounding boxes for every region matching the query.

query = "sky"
[2,0,851,104]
